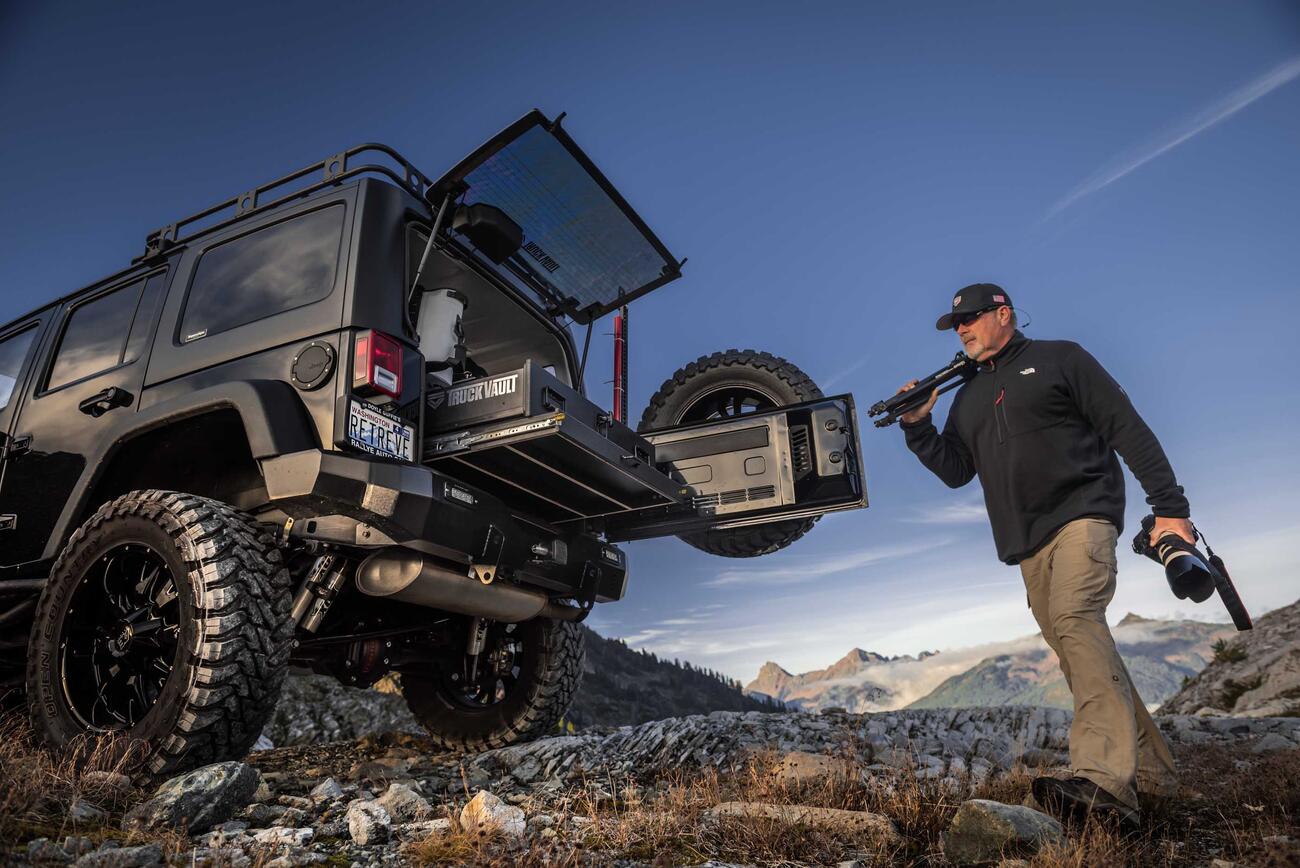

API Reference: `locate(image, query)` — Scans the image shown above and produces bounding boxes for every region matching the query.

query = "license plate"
[346,400,414,461]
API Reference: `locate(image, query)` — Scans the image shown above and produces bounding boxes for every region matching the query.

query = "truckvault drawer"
[424,362,686,523]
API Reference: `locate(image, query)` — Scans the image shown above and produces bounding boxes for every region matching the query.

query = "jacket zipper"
[994,386,1007,443]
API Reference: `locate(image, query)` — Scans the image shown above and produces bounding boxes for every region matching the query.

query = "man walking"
[897,282,1188,827]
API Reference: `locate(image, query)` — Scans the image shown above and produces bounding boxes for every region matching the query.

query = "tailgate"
[603,395,867,542]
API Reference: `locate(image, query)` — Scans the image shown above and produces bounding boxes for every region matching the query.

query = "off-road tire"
[26,490,293,781]
[402,617,583,752]
[639,349,823,557]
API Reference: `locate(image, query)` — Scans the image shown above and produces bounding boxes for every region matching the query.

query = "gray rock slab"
[74,844,164,868]
[704,801,900,845]
[122,762,260,835]
[376,781,432,822]
[346,799,392,845]
[942,799,1063,866]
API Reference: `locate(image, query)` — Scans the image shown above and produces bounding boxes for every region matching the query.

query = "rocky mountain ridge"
[746,613,1233,714]
[746,647,939,712]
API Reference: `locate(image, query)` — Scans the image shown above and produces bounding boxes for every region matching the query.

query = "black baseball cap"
[936,283,1014,331]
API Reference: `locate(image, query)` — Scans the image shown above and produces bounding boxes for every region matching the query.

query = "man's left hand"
[1150,516,1196,547]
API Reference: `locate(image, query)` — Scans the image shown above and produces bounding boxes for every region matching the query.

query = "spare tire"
[638,349,823,557]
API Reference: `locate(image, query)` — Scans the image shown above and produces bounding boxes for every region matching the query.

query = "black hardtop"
[3,111,684,332]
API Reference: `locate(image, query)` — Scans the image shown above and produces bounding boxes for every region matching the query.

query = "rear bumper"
[260,449,627,603]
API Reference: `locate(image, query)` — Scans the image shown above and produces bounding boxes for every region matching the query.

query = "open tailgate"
[604,395,868,542]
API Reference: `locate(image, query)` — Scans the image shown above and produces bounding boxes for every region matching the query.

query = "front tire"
[26,490,293,780]
[402,617,583,752]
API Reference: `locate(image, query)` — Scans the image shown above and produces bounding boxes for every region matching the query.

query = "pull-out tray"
[423,362,685,524]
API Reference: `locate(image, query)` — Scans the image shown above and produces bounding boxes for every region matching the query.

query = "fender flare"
[123,379,318,460]
[41,380,318,562]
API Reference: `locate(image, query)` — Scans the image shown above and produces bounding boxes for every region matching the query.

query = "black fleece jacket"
[902,331,1189,564]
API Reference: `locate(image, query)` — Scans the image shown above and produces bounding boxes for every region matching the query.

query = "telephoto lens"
[1131,514,1253,630]
[1151,533,1216,602]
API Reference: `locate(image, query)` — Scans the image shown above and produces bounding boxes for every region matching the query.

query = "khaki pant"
[1018,518,1178,809]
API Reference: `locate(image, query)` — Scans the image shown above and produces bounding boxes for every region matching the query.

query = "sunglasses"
[951,306,1002,330]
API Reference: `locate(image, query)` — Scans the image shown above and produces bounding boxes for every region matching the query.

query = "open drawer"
[423,362,687,524]
[603,394,867,542]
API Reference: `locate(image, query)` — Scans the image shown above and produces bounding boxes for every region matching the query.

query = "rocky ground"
[1160,598,1299,718]
[4,706,1299,866]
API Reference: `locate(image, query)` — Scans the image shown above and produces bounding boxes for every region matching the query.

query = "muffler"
[355,549,582,622]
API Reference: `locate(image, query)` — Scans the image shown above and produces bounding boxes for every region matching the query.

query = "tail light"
[353,330,403,399]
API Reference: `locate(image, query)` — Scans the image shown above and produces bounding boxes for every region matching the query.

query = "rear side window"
[47,281,144,391]
[180,204,345,342]
[0,326,38,410]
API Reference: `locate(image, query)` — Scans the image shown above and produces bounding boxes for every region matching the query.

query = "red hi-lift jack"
[613,304,629,423]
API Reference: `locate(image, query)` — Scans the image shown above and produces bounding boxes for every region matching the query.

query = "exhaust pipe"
[355,549,583,622]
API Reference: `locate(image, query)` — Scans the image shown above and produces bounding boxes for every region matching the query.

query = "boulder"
[265,673,421,746]
[74,844,165,867]
[704,801,900,845]
[395,818,454,840]
[941,799,1063,865]
[250,827,314,847]
[122,762,260,834]
[346,800,392,845]
[309,777,345,802]
[377,781,433,822]
[460,791,526,841]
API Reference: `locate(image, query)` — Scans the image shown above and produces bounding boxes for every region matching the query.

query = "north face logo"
[953,295,961,307]
[1020,367,1036,375]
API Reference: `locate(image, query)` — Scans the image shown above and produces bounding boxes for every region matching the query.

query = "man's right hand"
[897,380,939,425]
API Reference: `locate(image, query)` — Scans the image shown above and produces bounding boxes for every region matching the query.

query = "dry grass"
[0,712,203,861]
[407,733,1299,867]
[4,705,1296,867]
[1,714,130,836]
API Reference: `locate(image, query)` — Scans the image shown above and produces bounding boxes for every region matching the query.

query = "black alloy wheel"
[27,490,293,781]
[61,542,181,731]
[443,621,523,709]
[402,616,583,752]
[672,383,783,424]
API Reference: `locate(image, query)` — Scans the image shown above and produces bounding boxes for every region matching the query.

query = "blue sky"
[2,1,1298,682]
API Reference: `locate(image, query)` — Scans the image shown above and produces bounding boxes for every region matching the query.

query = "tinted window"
[181,204,345,342]
[47,282,143,391]
[123,271,168,365]
[0,326,38,411]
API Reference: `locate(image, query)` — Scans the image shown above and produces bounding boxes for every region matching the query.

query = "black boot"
[1031,776,1140,829]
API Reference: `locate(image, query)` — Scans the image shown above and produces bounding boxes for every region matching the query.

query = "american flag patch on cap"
[993,294,1005,303]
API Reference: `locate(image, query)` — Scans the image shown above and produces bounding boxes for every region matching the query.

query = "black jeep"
[0,110,866,779]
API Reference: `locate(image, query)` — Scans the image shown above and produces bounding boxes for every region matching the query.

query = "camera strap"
[1192,523,1253,632]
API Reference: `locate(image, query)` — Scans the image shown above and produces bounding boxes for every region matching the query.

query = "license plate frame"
[346,399,415,462]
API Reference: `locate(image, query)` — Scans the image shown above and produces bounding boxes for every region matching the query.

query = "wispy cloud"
[905,496,987,525]
[1047,55,1300,219]
[703,537,954,588]
[821,354,874,391]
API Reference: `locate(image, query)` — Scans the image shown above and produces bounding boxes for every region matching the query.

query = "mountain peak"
[757,660,793,678]
[1117,612,1151,626]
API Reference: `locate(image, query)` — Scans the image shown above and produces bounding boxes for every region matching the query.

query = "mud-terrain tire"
[639,349,823,557]
[402,617,583,752]
[26,490,293,781]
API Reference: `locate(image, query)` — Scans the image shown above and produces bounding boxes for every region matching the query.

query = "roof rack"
[138,143,433,260]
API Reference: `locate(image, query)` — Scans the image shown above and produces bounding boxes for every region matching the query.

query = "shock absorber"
[290,553,350,633]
